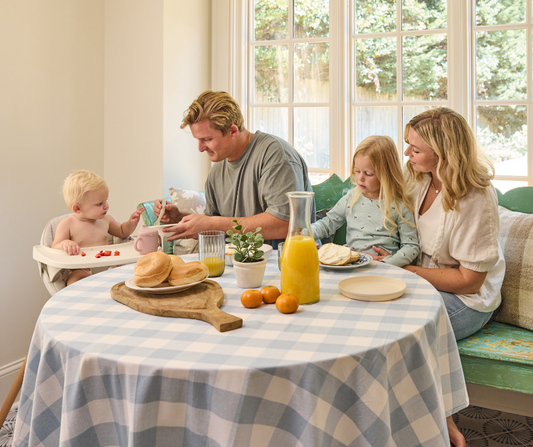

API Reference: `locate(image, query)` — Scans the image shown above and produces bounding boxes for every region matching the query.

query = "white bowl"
[225,244,273,266]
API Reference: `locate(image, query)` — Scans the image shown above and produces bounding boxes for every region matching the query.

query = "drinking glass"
[198,231,226,277]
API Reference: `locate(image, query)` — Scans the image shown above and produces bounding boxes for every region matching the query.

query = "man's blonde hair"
[350,135,415,233]
[180,90,245,134]
[404,107,494,212]
[63,170,107,210]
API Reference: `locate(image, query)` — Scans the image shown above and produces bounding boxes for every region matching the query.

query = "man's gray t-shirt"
[204,131,314,222]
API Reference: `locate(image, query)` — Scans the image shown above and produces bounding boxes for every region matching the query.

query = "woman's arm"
[404,264,487,294]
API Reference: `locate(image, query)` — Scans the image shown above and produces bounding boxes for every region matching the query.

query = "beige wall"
[0,0,105,401]
[0,0,211,405]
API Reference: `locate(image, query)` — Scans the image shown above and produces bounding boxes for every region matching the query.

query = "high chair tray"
[33,241,143,269]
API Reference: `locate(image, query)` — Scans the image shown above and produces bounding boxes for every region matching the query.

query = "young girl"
[311,135,420,267]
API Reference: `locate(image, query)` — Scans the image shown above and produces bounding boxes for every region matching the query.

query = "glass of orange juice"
[198,231,225,277]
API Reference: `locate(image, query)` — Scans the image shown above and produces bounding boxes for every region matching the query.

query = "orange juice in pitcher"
[280,192,320,305]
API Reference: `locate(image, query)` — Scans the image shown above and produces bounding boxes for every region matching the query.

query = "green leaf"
[234,252,244,262]
[235,225,242,231]
[226,230,233,236]
[254,251,264,259]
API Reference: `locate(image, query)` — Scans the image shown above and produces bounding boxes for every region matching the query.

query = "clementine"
[275,293,299,314]
[240,289,263,308]
[260,285,281,304]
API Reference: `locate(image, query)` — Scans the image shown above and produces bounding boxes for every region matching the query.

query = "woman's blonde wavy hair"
[404,107,494,212]
[180,90,245,134]
[350,135,415,233]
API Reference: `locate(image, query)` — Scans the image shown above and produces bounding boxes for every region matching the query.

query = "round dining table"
[14,253,468,447]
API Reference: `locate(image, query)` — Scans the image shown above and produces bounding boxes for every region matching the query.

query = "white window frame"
[212,1,531,187]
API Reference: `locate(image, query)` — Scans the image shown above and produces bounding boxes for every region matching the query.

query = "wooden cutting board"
[110,280,242,332]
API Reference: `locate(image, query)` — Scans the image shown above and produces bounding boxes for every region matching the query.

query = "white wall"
[0,0,105,402]
[0,0,211,406]
[163,0,212,194]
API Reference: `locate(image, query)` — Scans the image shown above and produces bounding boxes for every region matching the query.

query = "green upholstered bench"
[457,187,533,397]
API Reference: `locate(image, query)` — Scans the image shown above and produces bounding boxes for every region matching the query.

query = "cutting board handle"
[202,307,242,332]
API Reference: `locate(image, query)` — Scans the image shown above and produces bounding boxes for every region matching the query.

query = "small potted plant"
[226,219,267,288]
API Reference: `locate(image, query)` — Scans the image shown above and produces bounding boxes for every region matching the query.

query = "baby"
[52,170,144,285]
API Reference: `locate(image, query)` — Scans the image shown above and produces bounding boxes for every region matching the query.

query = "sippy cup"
[134,225,161,255]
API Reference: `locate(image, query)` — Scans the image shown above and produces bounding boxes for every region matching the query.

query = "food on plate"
[168,255,185,270]
[275,294,299,314]
[95,249,119,258]
[225,245,236,255]
[261,285,281,304]
[81,252,86,257]
[318,243,359,266]
[114,250,120,256]
[240,289,263,308]
[133,252,173,287]
[168,261,209,286]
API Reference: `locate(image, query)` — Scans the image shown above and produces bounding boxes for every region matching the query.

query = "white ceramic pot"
[233,258,268,289]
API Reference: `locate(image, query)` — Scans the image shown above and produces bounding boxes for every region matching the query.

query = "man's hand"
[61,240,81,256]
[153,200,181,224]
[162,214,214,240]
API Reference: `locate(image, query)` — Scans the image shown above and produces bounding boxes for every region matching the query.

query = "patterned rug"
[2,404,532,446]
[0,403,17,447]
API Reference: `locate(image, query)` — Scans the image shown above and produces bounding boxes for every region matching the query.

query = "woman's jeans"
[439,291,494,341]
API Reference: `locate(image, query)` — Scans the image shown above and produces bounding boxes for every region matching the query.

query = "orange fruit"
[260,285,281,304]
[240,289,262,308]
[275,294,299,314]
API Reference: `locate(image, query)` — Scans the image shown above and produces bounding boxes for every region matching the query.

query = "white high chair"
[37,213,132,295]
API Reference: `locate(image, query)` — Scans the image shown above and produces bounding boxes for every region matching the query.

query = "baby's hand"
[62,240,80,256]
[129,207,145,224]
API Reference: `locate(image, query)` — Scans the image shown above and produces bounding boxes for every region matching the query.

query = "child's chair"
[37,214,132,296]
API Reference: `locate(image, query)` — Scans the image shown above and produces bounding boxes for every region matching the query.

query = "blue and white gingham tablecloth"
[14,254,468,447]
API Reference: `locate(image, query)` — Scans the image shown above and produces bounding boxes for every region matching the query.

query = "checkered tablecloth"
[14,254,468,447]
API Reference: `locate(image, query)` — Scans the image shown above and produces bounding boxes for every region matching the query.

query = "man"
[156,90,314,244]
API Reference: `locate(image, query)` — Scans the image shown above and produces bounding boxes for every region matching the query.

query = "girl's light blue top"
[311,189,420,267]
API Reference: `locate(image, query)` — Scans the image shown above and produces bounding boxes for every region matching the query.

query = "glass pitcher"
[281,191,320,305]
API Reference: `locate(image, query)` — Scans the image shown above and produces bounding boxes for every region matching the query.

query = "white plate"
[149,224,179,240]
[125,277,205,295]
[225,244,273,266]
[319,253,373,271]
[338,276,406,302]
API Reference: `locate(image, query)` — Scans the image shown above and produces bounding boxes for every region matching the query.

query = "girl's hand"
[62,240,80,256]
[363,245,390,262]
[129,207,144,224]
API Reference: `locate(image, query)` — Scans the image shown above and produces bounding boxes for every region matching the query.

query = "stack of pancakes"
[318,243,359,266]
[133,252,209,287]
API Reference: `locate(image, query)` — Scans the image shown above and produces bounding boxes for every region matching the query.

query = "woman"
[373,108,505,447]
[400,107,505,340]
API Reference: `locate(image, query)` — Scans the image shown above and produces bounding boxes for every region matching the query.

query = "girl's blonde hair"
[350,135,414,233]
[404,107,494,212]
[63,170,107,210]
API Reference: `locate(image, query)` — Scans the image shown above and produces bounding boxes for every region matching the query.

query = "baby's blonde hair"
[63,170,107,210]
[350,135,414,233]
[404,107,494,212]
[181,90,245,134]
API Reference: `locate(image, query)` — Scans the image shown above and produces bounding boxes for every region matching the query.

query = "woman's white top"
[412,176,505,312]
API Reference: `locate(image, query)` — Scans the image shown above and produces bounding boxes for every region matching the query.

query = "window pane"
[294,0,329,38]
[476,29,526,100]
[402,0,446,31]
[254,45,289,103]
[355,0,396,34]
[295,43,329,102]
[254,0,288,41]
[476,0,525,26]
[492,180,528,194]
[355,106,397,147]
[356,37,397,101]
[294,107,329,169]
[252,107,289,141]
[403,34,447,101]
[477,105,527,177]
